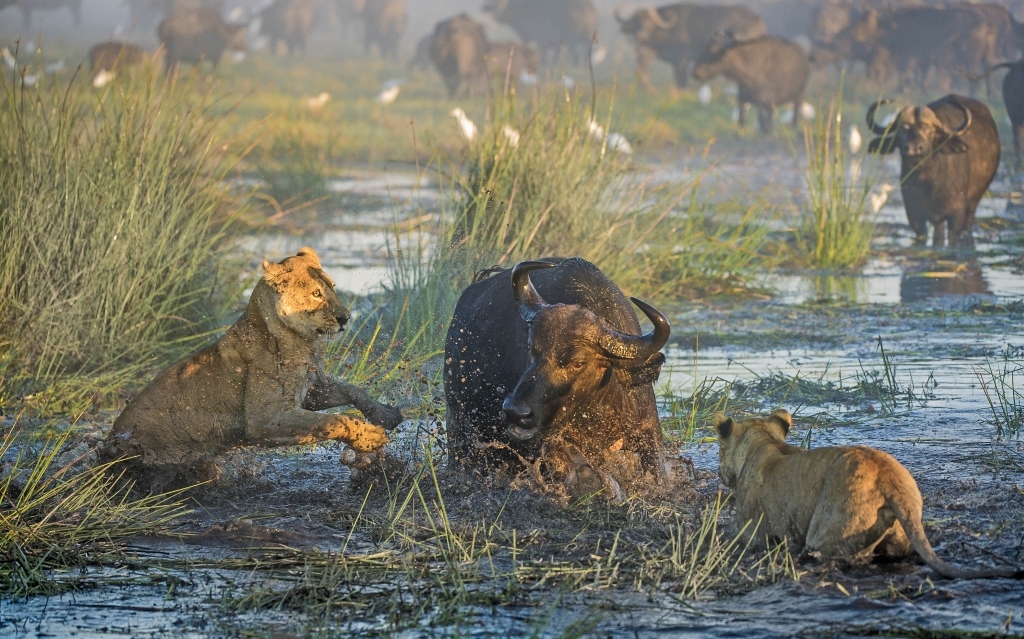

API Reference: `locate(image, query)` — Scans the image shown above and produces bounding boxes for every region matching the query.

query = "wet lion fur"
[102,248,402,493]
[716,409,1023,579]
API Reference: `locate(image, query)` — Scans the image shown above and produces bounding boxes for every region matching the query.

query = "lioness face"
[715,409,792,488]
[262,247,350,340]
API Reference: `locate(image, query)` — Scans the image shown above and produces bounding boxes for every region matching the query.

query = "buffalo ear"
[715,414,734,440]
[868,136,897,154]
[770,409,792,436]
[938,137,969,154]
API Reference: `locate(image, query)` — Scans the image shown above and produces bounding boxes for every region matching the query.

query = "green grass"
[0,62,245,415]
[0,426,192,597]
[975,349,1024,440]
[795,98,878,270]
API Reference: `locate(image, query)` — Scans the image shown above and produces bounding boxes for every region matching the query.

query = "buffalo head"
[501,260,670,442]
[616,5,677,41]
[866,98,971,156]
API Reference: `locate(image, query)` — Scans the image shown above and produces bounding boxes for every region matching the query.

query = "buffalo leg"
[671,61,689,89]
[758,106,774,134]
[737,101,746,129]
[948,214,974,248]
[1014,124,1024,168]
[791,99,803,129]
[634,46,656,92]
[932,220,947,247]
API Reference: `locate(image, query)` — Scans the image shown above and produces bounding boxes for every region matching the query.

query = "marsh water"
[5,150,1024,638]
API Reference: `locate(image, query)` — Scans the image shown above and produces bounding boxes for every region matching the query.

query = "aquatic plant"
[0,427,191,597]
[795,98,878,270]
[975,349,1024,440]
[0,62,243,414]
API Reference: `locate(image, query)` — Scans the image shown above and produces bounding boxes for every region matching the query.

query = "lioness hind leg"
[873,520,913,560]
[805,497,900,560]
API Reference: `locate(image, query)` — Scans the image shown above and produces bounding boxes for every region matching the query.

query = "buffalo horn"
[598,297,671,360]
[951,100,972,136]
[644,6,674,29]
[866,98,894,136]
[511,260,555,321]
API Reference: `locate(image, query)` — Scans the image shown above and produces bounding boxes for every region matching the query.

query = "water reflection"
[899,260,992,303]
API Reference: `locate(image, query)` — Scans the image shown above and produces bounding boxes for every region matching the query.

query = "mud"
[4,151,1024,637]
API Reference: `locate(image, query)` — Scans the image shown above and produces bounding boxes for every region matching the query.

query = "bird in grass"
[870,183,896,213]
[588,119,632,154]
[501,124,520,147]
[2,47,16,69]
[519,70,538,86]
[305,92,330,110]
[780,102,817,124]
[450,107,477,142]
[698,83,712,106]
[45,58,65,74]
[376,78,402,104]
[848,124,863,154]
[21,72,37,87]
[590,44,607,66]
[92,69,116,88]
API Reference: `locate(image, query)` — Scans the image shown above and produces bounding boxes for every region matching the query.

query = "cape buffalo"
[691,35,809,134]
[158,3,247,72]
[428,13,489,98]
[616,4,766,90]
[866,95,999,246]
[260,0,316,55]
[973,60,1024,164]
[444,258,670,500]
[88,42,144,77]
[362,0,405,59]
[485,41,540,88]
[822,5,1020,92]
[484,0,597,66]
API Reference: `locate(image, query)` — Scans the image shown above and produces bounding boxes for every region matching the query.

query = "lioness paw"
[365,403,404,430]
[347,423,388,452]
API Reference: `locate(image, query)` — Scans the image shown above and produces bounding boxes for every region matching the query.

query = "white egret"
[450,107,477,142]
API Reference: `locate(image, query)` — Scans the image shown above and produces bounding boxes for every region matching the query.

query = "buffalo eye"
[569,360,586,371]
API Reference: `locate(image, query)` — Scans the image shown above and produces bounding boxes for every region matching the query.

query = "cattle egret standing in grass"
[2,48,16,69]
[22,72,37,87]
[519,70,538,86]
[801,102,816,121]
[698,83,712,106]
[849,124,863,154]
[450,108,477,142]
[93,69,115,88]
[45,59,65,74]
[376,78,402,104]
[562,75,575,90]
[590,44,607,66]
[305,92,330,110]
[501,124,520,147]
[588,119,631,154]
[870,183,896,213]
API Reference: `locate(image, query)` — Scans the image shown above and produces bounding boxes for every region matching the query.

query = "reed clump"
[0,64,243,413]
[796,100,878,269]
[0,428,191,597]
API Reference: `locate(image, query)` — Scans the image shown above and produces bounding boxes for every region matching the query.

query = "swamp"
[1,0,1023,637]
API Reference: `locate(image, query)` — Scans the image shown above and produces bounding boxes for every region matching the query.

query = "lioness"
[716,409,1022,579]
[102,248,404,493]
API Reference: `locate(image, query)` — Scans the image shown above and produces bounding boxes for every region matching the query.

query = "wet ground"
[4,150,1024,637]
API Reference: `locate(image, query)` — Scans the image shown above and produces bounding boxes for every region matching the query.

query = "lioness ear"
[770,409,792,436]
[262,259,286,286]
[715,414,734,440]
[296,247,322,268]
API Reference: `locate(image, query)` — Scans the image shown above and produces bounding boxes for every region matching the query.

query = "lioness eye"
[312,289,322,299]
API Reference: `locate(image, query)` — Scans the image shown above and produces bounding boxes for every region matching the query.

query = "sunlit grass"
[0,61,245,415]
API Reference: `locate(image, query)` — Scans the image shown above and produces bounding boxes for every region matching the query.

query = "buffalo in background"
[6,0,81,27]
[88,41,144,77]
[361,0,405,59]
[260,0,316,55]
[429,13,490,98]
[616,3,766,91]
[484,0,597,66]
[158,1,247,72]
[445,258,670,500]
[692,35,809,134]
[866,95,999,246]
[972,59,1024,164]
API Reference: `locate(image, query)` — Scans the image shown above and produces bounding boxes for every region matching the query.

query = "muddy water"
[5,162,1024,638]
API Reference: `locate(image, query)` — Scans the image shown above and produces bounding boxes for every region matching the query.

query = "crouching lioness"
[101,248,403,493]
[716,409,1022,579]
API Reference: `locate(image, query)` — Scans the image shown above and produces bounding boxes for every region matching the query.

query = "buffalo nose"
[502,398,532,423]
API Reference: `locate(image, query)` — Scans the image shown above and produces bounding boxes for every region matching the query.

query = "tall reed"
[0,63,242,411]
[797,99,878,269]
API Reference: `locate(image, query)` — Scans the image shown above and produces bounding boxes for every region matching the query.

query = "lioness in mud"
[101,248,403,493]
[716,409,1023,579]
